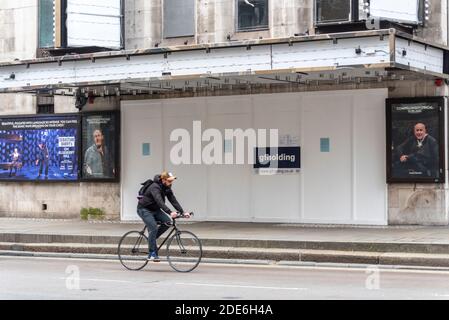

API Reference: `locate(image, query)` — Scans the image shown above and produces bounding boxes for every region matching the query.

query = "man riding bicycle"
[137,171,190,262]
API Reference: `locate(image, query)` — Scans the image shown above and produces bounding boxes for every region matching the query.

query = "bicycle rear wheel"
[118,231,149,271]
[167,231,202,273]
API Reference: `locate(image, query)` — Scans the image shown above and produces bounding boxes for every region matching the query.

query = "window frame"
[37,94,55,114]
[235,0,270,33]
[369,0,425,26]
[37,0,124,51]
[314,0,358,26]
[38,0,57,49]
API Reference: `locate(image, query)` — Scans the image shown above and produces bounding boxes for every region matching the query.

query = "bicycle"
[117,212,202,273]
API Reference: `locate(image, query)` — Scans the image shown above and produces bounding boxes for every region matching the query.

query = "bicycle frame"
[139,219,180,252]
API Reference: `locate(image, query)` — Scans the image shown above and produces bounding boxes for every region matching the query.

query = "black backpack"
[137,179,154,200]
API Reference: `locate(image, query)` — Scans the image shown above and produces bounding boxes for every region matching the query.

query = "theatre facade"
[0,1,449,226]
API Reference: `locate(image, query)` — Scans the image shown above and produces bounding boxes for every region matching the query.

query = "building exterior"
[0,0,449,225]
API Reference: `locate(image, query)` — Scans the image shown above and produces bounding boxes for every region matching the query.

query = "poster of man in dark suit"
[394,122,439,177]
[388,97,444,182]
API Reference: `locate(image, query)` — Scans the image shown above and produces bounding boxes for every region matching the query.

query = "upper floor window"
[38,0,56,48]
[38,0,123,52]
[164,0,195,38]
[315,0,352,25]
[66,0,122,48]
[314,0,427,27]
[37,96,55,114]
[369,0,426,25]
[237,0,269,31]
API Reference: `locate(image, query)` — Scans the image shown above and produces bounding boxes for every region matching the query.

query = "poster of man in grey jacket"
[83,129,114,178]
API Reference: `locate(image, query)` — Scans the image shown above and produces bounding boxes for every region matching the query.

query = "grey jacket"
[83,144,113,178]
[137,175,184,214]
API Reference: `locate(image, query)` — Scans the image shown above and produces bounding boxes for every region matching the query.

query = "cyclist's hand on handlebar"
[170,212,178,219]
[183,212,191,219]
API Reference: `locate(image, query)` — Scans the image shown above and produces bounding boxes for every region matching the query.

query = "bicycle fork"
[174,232,187,254]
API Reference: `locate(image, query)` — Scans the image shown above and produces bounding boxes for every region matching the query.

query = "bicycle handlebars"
[175,212,194,219]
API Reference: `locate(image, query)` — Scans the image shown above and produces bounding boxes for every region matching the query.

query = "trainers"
[147,251,160,262]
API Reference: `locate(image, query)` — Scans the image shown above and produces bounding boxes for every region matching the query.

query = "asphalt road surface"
[1,256,449,300]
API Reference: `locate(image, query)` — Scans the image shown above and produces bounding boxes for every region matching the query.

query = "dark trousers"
[137,207,171,253]
[39,160,49,176]
[9,162,18,176]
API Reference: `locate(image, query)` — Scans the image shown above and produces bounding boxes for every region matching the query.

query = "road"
[1,256,449,300]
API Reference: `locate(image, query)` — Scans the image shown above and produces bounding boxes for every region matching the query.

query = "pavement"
[2,218,449,267]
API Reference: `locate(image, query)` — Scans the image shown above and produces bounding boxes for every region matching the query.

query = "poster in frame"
[386,97,445,183]
[0,114,81,182]
[81,111,120,182]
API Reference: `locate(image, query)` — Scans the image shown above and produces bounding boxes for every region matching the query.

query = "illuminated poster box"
[0,115,79,181]
[386,97,445,183]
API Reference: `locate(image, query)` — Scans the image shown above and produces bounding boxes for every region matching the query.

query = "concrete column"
[418,0,448,46]
[271,0,312,38]
[0,0,38,62]
[125,0,162,49]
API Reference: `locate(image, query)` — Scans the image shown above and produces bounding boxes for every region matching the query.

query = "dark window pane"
[316,0,351,24]
[237,0,269,31]
[39,0,55,48]
[37,104,54,114]
[37,95,54,114]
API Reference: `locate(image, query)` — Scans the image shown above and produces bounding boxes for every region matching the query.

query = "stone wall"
[0,182,119,220]
[388,184,447,226]
[124,0,312,48]
[123,0,447,48]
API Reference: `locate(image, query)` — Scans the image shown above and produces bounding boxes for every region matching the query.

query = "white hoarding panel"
[66,0,122,49]
[121,90,388,224]
[369,0,421,24]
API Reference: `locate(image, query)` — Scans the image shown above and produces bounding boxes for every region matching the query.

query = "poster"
[81,112,119,180]
[387,97,445,183]
[0,116,79,181]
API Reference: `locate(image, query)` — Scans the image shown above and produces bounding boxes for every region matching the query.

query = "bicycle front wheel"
[118,231,149,271]
[167,231,202,273]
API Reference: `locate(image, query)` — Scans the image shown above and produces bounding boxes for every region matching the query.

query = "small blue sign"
[320,138,330,152]
[142,143,150,156]
[224,139,233,153]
